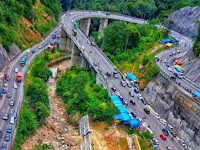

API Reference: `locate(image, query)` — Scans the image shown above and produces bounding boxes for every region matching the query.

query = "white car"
[39,45,42,49]
[10,116,15,124]
[15,67,18,73]
[26,50,30,54]
[71,19,74,23]
[4,83,8,87]
[177,50,180,53]
[159,118,167,126]
[153,112,160,119]
[13,83,17,89]
[168,67,172,72]
[164,59,167,63]
[81,46,85,51]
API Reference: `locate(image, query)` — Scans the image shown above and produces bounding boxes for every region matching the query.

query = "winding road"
[0,10,199,150]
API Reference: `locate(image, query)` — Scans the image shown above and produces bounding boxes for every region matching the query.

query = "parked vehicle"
[7,92,12,98]
[121,81,126,87]
[72,29,77,36]
[153,112,160,119]
[131,112,137,118]
[130,100,135,105]
[178,139,186,147]
[170,129,177,137]
[111,86,116,92]
[122,75,126,81]
[4,134,10,141]
[159,118,167,126]
[134,88,139,94]
[160,134,166,140]
[144,108,150,114]
[3,113,9,120]
[106,72,111,77]
[141,98,147,105]
[127,82,131,88]
[15,68,18,73]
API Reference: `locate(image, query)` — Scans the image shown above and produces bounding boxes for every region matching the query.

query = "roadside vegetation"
[193,23,200,58]
[15,48,67,150]
[0,0,61,51]
[92,21,167,89]
[63,0,200,21]
[56,67,118,125]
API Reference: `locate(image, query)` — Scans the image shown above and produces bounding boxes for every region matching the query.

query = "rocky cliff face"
[165,6,200,38]
[0,44,21,70]
[143,74,200,149]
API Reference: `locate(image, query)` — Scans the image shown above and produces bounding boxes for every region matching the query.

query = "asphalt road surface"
[0,10,198,150]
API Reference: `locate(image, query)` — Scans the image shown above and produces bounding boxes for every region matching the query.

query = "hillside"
[0,0,61,51]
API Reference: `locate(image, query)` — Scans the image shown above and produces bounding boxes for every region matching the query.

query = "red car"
[160,134,167,140]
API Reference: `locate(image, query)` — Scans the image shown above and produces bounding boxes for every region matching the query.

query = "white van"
[10,116,15,124]
[147,127,154,136]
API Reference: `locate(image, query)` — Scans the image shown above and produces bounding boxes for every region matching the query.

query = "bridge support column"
[59,27,72,52]
[71,43,82,66]
[98,18,108,39]
[79,18,91,36]
[81,56,89,68]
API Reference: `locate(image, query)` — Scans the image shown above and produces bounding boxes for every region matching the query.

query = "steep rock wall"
[165,6,200,38]
[143,74,200,149]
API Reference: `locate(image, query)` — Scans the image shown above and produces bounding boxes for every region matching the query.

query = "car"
[141,98,147,105]
[93,61,98,66]
[122,75,126,81]
[111,87,116,92]
[9,100,15,106]
[1,143,7,150]
[106,72,111,77]
[170,53,173,56]
[170,75,176,80]
[131,112,137,118]
[130,100,135,105]
[122,100,128,106]
[134,88,139,94]
[91,42,95,46]
[119,95,124,101]
[113,74,118,78]
[162,128,169,136]
[26,50,30,54]
[106,13,110,15]
[31,49,35,53]
[3,89,7,94]
[153,112,160,119]
[172,51,176,55]
[167,146,172,150]
[167,67,172,72]
[4,83,8,87]
[129,91,134,97]
[7,92,12,98]
[127,82,132,88]
[121,81,126,87]
[166,124,173,131]
[166,62,170,67]
[152,139,159,145]
[12,111,17,119]
[164,59,167,63]
[159,118,167,126]
[15,67,18,73]
[10,116,15,124]
[4,134,10,141]
[71,19,74,23]
[113,70,118,75]
[6,126,12,133]
[39,45,42,49]
[3,114,9,120]
[137,118,142,122]
[13,83,17,89]
[81,46,85,51]
[0,131,2,139]
[177,50,180,53]
[144,108,150,114]
[160,134,166,140]
[178,139,186,147]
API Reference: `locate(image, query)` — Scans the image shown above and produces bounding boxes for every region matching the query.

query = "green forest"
[0,0,61,51]
[92,21,167,88]
[193,24,200,57]
[62,0,200,20]
[56,67,118,125]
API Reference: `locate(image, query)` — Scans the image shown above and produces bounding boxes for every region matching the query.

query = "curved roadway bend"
[0,10,198,149]
[61,10,199,150]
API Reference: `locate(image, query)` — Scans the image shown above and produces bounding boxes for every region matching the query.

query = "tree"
[35,102,49,126]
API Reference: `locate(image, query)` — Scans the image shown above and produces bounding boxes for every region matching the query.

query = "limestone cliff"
[165,6,200,38]
[143,74,200,150]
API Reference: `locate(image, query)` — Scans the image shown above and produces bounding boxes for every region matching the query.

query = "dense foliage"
[62,0,200,20]
[15,51,52,150]
[0,0,61,51]
[193,23,200,57]
[92,21,166,88]
[56,67,118,124]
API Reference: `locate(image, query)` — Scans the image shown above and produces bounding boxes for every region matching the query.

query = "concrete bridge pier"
[59,27,73,52]
[98,18,108,39]
[81,56,90,68]
[71,43,82,66]
[79,18,91,36]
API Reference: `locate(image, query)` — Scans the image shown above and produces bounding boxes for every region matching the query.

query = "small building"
[175,59,182,66]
